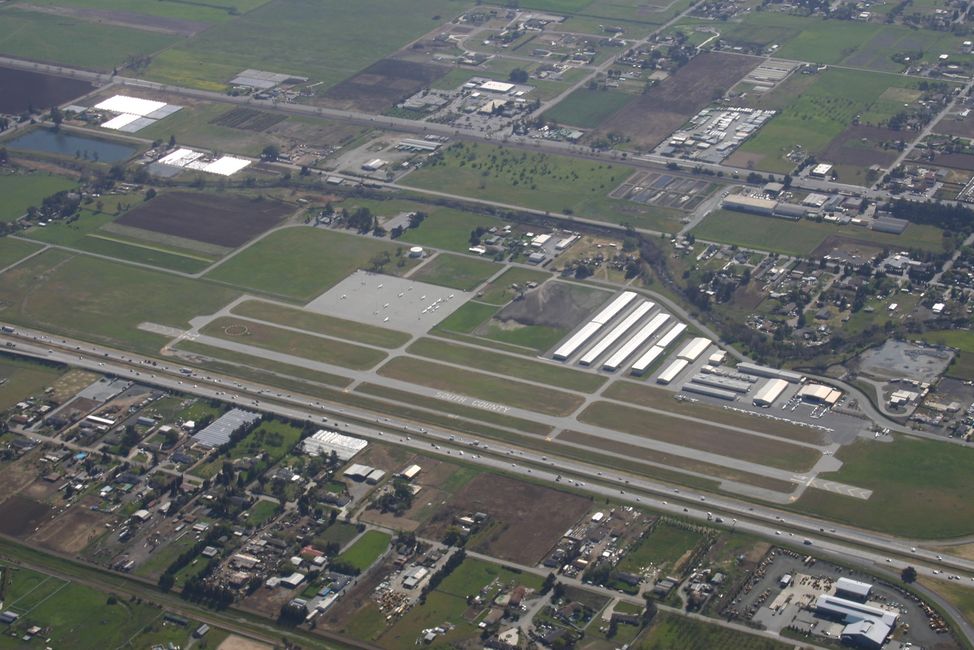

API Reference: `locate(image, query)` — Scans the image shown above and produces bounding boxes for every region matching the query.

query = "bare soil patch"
[934,113,974,139]
[0,67,95,115]
[0,495,53,537]
[822,125,901,168]
[216,635,273,650]
[592,52,762,150]
[211,107,287,132]
[494,281,606,329]
[31,497,110,554]
[116,191,292,248]
[920,152,974,171]
[419,473,592,565]
[319,59,449,112]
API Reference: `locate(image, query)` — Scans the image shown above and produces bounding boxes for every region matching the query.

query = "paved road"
[5,328,974,596]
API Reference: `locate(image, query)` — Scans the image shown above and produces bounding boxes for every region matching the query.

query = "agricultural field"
[792,436,974,538]
[409,252,498,291]
[382,201,508,253]
[0,7,177,71]
[545,88,636,129]
[0,238,43,271]
[0,249,240,354]
[0,67,94,115]
[21,0,271,25]
[406,142,681,231]
[692,210,945,256]
[205,227,418,301]
[143,0,465,92]
[0,171,78,223]
[732,68,927,174]
[321,59,449,112]
[117,191,293,248]
[137,103,285,158]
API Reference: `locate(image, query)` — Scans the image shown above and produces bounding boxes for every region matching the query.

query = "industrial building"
[682,382,737,400]
[192,409,261,448]
[654,323,687,350]
[735,362,804,383]
[752,378,789,407]
[302,430,368,460]
[689,373,750,393]
[722,194,776,215]
[871,216,909,234]
[579,302,653,366]
[399,464,422,480]
[657,358,689,384]
[677,337,712,362]
[835,578,873,603]
[602,312,670,371]
[797,383,842,406]
[815,594,897,650]
[630,345,665,376]
[552,291,637,360]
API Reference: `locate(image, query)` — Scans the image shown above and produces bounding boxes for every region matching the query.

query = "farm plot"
[137,101,286,158]
[640,612,792,650]
[0,495,53,537]
[19,0,270,25]
[0,67,94,115]
[419,473,592,565]
[205,227,417,301]
[320,59,449,112]
[335,531,390,572]
[591,52,762,150]
[210,107,287,131]
[578,401,820,472]
[544,88,636,129]
[116,191,292,248]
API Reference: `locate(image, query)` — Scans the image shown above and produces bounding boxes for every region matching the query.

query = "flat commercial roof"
[603,312,670,371]
[677,336,711,362]
[798,383,842,405]
[303,430,368,460]
[654,322,687,349]
[200,156,251,176]
[682,382,737,400]
[101,113,143,130]
[579,302,653,366]
[553,321,603,361]
[657,358,689,384]
[836,578,873,599]
[480,80,514,93]
[592,291,638,325]
[158,148,204,167]
[631,345,665,375]
[193,409,260,448]
[753,378,788,406]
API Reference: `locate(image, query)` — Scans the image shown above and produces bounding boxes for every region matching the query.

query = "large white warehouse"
[753,378,789,407]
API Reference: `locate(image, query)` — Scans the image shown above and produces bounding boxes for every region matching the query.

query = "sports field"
[143,0,463,91]
[792,436,974,538]
[0,172,77,223]
[0,249,240,354]
[409,253,498,291]
[206,227,418,301]
[692,210,944,256]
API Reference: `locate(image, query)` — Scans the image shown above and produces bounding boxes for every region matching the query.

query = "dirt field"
[592,52,762,150]
[420,474,592,565]
[0,450,44,497]
[822,125,900,168]
[0,67,95,115]
[30,496,110,554]
[116,191,293,247]
[917,152,974,172]
[933,113,974,139]
[359,456,469,531]
[11,3,208,36]
[0,495,53,537]
[493,281,607,329]
[810,234,885,261]
[319,58,449,112]
[211,107,287,132]
[217,635,272,650]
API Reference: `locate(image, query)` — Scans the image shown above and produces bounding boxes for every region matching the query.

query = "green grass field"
[143,0,463,91]
[193,418,303,479]
[0,249,240,354]
[544,88,635,128]
[407,337,604,392]
[0,172,77,222]
[692,210,945,256]
[579,401,819,472]
[477,268,551,305]
[638,612,791,650]
[434,300,499,334]
[244,500,281,526]
[335,530,390,572]
[200,317,387,371]
[921,329,974,380]
[206,227,417,301]
[0,7,177,71]
[24,0,271,23]
[409,253,498,291]
[792,436,974,538]
[137,102,283,158]
[176,340,353,388]
[395,203,508,253]
[0,357,63,411]
[617,522,704,575]
[377,356,584,416]
[0,237,42,270]
[231,299,410,348]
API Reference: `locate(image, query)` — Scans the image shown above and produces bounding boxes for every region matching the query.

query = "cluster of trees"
[419,548,466,604]
[371,478,414,515]
[889,198,974,235]
[158,524,229,593]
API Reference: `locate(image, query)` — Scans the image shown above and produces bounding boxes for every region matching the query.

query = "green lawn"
[0,249,240,354]
[0,237,42,270]
[544,88,636,128]
[434,300,498,334]
[0,7,177,71]
[791,436,974,538]
[25,0,270,22]
[921,329,974,380]
[692,210,945,256]
[477,268,551,305]
[409,253,499,291]
[143,0,463,91]
[244,499,280,526]
[206,227,417,301]
[407,337,605,392]
[0,172,77,222]
[231,299,410,348]
[176,340,353,388]
[335,530,390,572]
[396,204,509,253]
[480,319,569,352]
[638,612,791,650]
[617,522,705,575]
[378,356,584,416]
[313,522,362,550]
[200,316,387,371]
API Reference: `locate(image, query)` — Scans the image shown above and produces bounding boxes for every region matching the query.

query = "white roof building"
[303,430,367,460]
